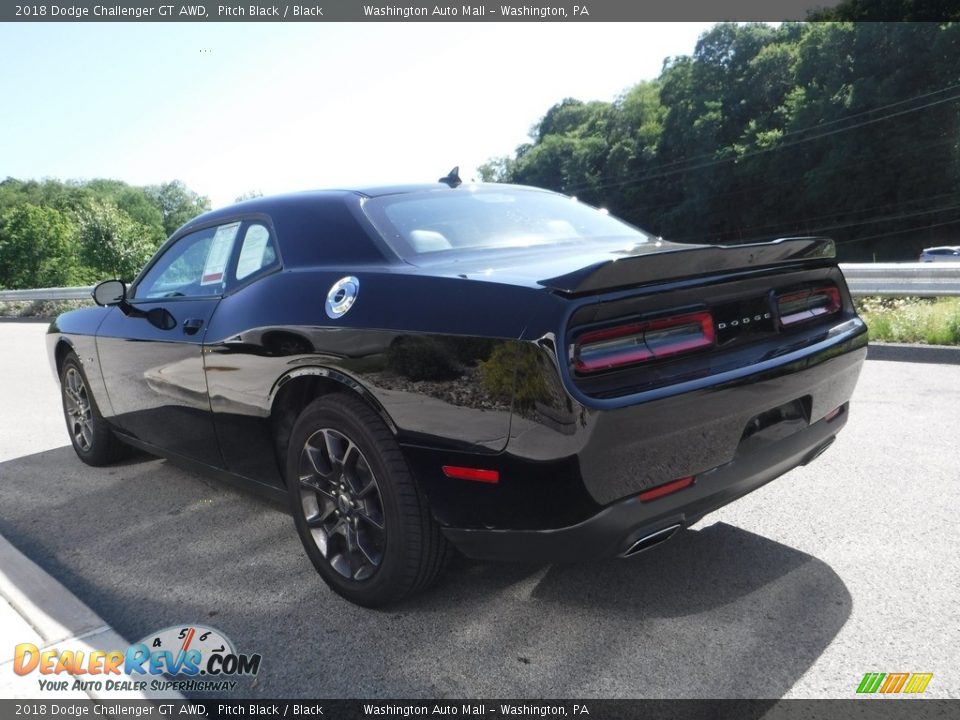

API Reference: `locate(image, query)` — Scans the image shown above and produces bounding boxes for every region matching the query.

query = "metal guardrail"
[0,264,958,301]
[0,286,95,302]
[839,263,960,297]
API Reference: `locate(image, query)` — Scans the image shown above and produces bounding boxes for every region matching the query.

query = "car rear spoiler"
[538,237,837,295]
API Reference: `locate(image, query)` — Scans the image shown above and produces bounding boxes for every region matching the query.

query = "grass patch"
[0,299,90,320]
[855,296,960,345]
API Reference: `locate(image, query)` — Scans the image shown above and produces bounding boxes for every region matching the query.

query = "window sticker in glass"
[201,222,241,286]
[235,224,272,280]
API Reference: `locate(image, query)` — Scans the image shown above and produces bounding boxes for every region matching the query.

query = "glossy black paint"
[539,235,835,294]
[97,298,221,466]
[47,183,869,563]
[446,401,849,562]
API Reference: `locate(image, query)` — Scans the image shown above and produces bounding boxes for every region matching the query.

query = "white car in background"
[919,246,960,262]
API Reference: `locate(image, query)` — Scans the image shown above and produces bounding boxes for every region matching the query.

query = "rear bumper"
[566,319,868,505]
[405,319,865,535]
[443,405,846,563]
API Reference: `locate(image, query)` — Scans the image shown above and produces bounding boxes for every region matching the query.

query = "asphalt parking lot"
[0,321,957,699]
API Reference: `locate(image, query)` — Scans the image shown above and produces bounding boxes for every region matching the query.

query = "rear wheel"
[285,393,451,607]
[60,352,129,466]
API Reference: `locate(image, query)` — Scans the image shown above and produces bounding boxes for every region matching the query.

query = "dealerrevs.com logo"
[13,624,261,694]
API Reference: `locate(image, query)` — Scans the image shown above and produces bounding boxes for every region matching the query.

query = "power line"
[618,133,960,216]
[563,89,960,195]
[576,80,960,192]
[741,79,960,136]
[835,217,960,246]
[671,200,960,245]
[667,194,960,244]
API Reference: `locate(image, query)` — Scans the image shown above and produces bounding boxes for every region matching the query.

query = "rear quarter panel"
[202,268,552,484]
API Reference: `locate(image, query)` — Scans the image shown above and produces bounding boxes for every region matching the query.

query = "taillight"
[574,311,715,373]
[776,286,841,327]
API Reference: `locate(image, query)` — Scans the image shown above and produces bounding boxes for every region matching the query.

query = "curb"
[867,342,960,365]
[0,534,183,701]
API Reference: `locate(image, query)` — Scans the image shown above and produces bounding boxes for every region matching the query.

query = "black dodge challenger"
[47,177,867,606]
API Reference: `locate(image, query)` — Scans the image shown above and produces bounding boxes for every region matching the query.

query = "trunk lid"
[412,236,836,294]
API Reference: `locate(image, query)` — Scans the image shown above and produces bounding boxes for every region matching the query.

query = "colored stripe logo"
[857,672,933,694]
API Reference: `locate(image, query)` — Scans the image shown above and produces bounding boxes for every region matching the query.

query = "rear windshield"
[361,187,650,260]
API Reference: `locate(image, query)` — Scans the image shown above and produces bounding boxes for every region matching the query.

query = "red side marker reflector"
[442,465,500,484]
[638,476,695,503]
[824,405,844,422]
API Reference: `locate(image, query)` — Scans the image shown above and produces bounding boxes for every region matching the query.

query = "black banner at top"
[3,0,854,23]
[7,0,958,22]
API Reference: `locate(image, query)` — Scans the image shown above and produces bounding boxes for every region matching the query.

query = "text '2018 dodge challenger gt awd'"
[48,176,867,606]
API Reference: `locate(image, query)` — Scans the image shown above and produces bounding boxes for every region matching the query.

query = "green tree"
[146,180,211,236]
[808,0,960,20]
[74,200,158,282]
[0,204,85,289]
[0,176,212,286]
[477,157,514,182]
[486,21,960,260]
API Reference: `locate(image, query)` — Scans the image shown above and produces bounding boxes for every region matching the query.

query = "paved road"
[1,321,957,699]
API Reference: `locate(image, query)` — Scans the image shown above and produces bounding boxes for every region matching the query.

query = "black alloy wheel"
[298,426,386,581]
[60,351,129,466]
[285,393,452,607]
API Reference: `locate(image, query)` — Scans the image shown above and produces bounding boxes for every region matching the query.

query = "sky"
[0,22,714,208]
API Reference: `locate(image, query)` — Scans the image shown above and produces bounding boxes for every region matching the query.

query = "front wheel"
[285,393,451,607]
[60,352,129,466]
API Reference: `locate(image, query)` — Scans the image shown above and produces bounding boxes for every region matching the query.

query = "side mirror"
[92,280,127,307]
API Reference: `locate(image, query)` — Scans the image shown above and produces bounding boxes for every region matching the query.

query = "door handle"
[183,318,204,335]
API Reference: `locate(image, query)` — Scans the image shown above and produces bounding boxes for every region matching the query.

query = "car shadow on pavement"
[0,446,850,700]
[421,523,851,699]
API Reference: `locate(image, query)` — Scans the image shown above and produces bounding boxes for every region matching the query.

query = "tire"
[60,352,129,466]
[285,393,451,607]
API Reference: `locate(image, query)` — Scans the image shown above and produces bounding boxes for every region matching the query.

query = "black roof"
[176,182,554,238]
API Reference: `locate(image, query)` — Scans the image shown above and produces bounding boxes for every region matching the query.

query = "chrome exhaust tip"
[620,523,682,558]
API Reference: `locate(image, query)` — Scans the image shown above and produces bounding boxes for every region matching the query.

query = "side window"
[135,222,241,300]
[232,222,279,283]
